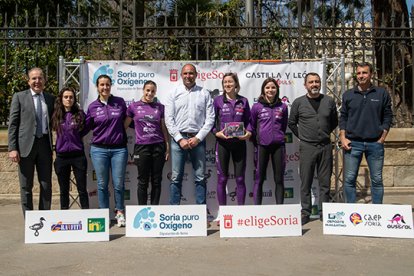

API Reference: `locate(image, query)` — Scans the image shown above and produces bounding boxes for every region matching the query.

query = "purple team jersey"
[126,100,165,145]
[55,111,86,153]
[85,95,127,146]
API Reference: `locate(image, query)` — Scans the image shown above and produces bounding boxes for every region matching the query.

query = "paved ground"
[1,195,414,276]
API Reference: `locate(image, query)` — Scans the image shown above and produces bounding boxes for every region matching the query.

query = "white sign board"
[322,203,414,239]
[219,204,302,238]
[25,209,109,243]
[125,205,207,237]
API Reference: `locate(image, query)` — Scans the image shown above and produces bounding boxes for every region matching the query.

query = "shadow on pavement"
[110,234,124,241]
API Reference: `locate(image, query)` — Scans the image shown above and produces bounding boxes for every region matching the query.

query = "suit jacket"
[8,89,55,157]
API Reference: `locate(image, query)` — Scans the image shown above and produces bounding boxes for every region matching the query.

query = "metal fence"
[1,1,414,126]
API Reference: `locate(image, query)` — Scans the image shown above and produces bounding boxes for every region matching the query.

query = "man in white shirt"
[165,64,215,204]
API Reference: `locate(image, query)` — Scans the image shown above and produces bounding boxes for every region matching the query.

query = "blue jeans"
[169,137,206,205]
[90,146,128,211]
[343,140,384,204]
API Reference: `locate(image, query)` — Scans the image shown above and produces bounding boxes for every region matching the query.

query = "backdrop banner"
[81,60,324,220]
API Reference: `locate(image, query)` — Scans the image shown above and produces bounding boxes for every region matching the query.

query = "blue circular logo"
[133,207,157,231]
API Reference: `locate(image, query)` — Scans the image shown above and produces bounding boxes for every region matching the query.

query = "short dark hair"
[304,72,321,84]
[356,62,373,73]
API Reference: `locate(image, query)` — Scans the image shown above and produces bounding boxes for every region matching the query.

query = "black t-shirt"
[307,94,323,112]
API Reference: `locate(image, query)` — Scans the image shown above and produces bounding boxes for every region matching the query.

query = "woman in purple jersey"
[212,73,251,210]
[86,75,128,227]
[52,87,89,209]
[125,80,170,205]
[248,78,288,205]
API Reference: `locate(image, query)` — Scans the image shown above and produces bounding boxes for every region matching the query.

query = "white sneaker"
[115,213,126,227]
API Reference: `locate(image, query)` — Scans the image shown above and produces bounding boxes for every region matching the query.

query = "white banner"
[25,209,109,243]
[82,60,325,219]
[219,204,302,237]
[125,205,207,237]
[322,203,414,239]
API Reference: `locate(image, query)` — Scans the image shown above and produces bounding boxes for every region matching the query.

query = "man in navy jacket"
[339,62,393,204]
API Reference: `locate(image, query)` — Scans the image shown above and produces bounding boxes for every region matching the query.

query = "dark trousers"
[254,143,286,205]
[134,143,166,205]
[54,154,89,209]
[18,135,52,214]
[299,141,333,216]
[215,140,247,205]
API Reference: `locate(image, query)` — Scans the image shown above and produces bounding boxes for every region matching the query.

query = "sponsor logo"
[197,70,225,81]
[363,214,382,227]
[133,207,201,233]
[350,212,363,226]
[281,96,290,104]
[229,215,299,229]
[170,69,179,81]
[205,148,216,166]
[285,152,300,164]
[229,190,237,201]
[116,70,155,86]
[29,217,46,237]
[133,207,157,231]
[285,133,293,143]
[93,65,115,85]
[325,211,346,227]
[248,190,273,198]
[311,205,319,216]
[124,189,131,201]
[51,221,82,232]
[207,190,216,199]
[284,169,295,182]
[387,214,412,230]
[88,218,106,233]
[284,187,294,199]
[223,215,233,229]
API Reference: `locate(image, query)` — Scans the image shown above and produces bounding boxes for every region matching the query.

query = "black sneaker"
[301,214,310,225]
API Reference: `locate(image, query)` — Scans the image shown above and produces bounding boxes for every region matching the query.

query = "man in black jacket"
[339,62,393,204]
[288,72,338,225]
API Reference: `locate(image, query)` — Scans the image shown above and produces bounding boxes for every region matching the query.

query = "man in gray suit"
[8,68,56,214]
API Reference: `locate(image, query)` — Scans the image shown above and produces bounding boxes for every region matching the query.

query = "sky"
[408,0,414,10]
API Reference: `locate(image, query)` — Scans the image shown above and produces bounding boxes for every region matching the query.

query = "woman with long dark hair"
[248,78,288,205]
[52,87,89,209]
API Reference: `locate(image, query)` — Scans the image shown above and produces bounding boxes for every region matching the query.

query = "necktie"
[35,94,43,138]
